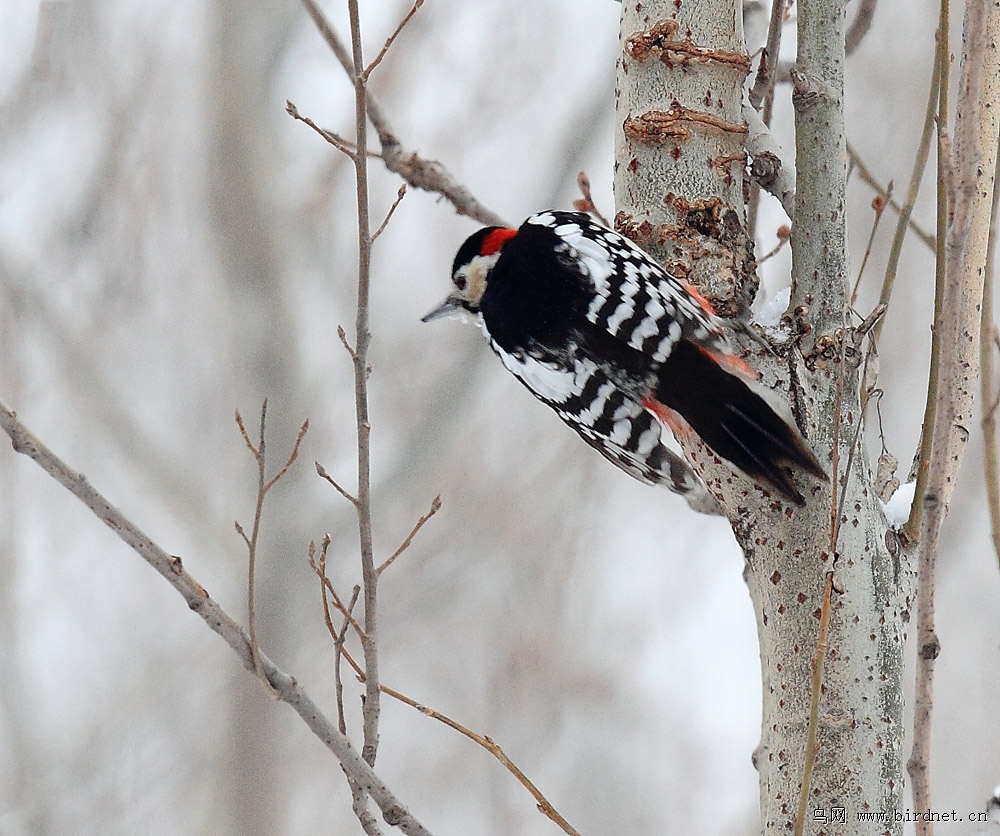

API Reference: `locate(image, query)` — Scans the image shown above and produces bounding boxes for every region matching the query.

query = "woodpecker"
[423,211,825,507]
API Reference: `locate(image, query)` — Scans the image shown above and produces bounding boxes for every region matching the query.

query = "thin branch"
[238,401,277,697]
[234,403,310,695]
[286,99,370,158]
[265,418,309,493]
[338,324,360,363]
[796,300,866,836]
[333,642,582,836]
[235,406,259,457]
[573,171,611,227]
[744,99,796,218]
[794,572,834,836]
[347,0,382,770]
[361,0,424,82]
[908,2,1000,830]
[850,189,891,305]
[350,775,386,836]
[981,128,1000,574]
[847,144,937,253]
[872,43,942,344]
[906,17,952,825]
[376,495,441,576]
[0,402,434,836]
[747,0,788,235]
[336,585,362,735]
[748,0,787,109]
[316,461,359,506]
[299,0,509,227]
[904,23,952,544]
[844,0,877,56]
[372,184,407,242]
[754,223,790,266]
[308,548,367,641]
[308,513,576,836]
[311,536,353,736]
[329,577,378,836]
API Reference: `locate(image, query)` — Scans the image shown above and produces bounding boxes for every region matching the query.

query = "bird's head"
[421,226,518,322]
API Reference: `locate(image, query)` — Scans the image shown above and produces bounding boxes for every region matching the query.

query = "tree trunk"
[614,2,911,834]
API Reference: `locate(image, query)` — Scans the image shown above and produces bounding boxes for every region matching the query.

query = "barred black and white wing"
[527,211,731,360]
[487,340,720,513]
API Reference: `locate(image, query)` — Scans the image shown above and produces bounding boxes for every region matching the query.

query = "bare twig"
[907,2,1000,830]
[336,585,362,735]
[361,0,424,82]
[573,171,611,227]
[0,402,435,836]
[246,404,273,694]
[847,145,937,253]
[754,223,790,266]
[744,100,796,217]
[906,18,953,825]
[350,775,386,836]
[237,402,271,696]
[235,406,258,457]
[308,547,367,641]
[981,128,1000,573]
[299,0,509,227]
[313,541,371,836]
[308,507,575,835]
[346,0,382,771]
[337,324,360,363]
[747,0,789,235]
[372,184,407,242]
[286,100,370,158]
[794,571,834,836]
[376,495,441,576]
[316,461,359,506]
[265,419,309,493]
[872,44,942,344]
[313,535,365,836]
[235,404,310,696]
[904,31,951,546]
[748,0,787,109]
[332,642,582,836]
[311,536,352,735]
[850,190,891,305]
[844,0,877,56]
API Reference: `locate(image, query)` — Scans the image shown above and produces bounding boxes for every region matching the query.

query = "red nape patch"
[683,281,717,316]
[642,395,694,439]
[480,227,518,256]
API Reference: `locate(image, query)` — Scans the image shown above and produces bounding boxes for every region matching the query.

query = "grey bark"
[614,2,911,834]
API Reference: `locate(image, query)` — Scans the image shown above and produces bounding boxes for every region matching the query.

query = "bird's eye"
[454,275,467,291]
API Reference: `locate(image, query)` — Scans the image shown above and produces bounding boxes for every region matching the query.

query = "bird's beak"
[421,295,462,323]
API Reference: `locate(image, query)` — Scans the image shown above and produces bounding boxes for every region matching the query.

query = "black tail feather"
[657,341,826,504]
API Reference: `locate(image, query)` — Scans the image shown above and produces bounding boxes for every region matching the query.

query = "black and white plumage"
[423,210,825,507]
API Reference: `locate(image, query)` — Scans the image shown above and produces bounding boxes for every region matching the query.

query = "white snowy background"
[0,2,996,835]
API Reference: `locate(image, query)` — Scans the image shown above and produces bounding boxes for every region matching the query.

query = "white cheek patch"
[455,252,498,305]
[466,258,489,303]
